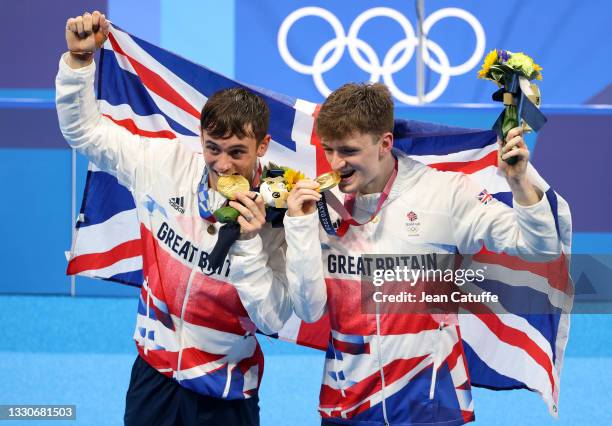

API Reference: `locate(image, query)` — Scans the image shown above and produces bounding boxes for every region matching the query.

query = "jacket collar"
[386,150,428,203]
[348,151,427,214]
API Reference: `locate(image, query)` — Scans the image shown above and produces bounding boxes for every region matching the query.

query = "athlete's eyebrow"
[204,140,249,150]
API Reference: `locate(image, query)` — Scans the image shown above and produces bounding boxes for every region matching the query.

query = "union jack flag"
[65,24,572,417]
[477,189,494,205]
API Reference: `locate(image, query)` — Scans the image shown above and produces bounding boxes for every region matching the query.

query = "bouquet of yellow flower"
[478,49,547,164]
[478,49,542,83]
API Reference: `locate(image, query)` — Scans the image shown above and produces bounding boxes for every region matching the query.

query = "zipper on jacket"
[429,321,445,400]
[375,302,390,426]
[370,217,390,426]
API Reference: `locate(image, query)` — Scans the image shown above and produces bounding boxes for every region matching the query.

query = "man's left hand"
[230,192,266,240]
[498,126,543,205]
[498,126,529,181]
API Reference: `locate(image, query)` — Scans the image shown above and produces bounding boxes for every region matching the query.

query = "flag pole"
[416,0,425,104]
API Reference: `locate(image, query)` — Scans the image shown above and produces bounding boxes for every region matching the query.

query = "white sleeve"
[227,230,293,335]
[283,212,327,322]
[55,54,173,190]
[450,173,563,261]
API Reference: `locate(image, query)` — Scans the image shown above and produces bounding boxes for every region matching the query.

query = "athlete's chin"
[338,177,359,193]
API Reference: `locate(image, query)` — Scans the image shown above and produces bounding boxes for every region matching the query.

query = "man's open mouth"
[340,170,355,180]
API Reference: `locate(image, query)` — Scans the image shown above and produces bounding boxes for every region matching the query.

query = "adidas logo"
[169,196,185,214]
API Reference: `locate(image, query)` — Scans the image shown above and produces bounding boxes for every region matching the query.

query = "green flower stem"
[502,104,519,165]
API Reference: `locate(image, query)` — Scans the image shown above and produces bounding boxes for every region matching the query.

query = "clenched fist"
[65,11,109,67]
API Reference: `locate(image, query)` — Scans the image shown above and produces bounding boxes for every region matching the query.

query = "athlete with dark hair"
[57,11,291,425]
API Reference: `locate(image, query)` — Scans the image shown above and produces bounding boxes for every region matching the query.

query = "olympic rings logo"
[277,7,486,104]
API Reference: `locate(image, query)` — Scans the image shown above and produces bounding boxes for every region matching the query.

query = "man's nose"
[215,154,233,173]
[329,152,346,171]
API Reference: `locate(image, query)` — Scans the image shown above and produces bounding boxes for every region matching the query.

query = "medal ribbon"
[317,159,398,237]
[197,167,216,222]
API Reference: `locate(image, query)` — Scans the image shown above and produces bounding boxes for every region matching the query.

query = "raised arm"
[56,11,172,189]
[451,127,567,260]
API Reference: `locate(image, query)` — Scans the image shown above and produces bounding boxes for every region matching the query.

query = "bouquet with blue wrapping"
[478,49,547,164]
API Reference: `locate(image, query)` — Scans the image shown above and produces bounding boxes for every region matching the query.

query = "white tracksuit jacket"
[283,153,566,425]
[56,55,291,400]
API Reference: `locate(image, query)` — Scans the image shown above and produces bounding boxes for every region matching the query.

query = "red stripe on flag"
[310,104,332,176]
[462,410,476,423]
[475,249,572,294]
[103,114,177,139]
[108,33,201,120]
[320,354,430,412]
[428,150,498,174]
[67,238,143,275]
[296,313,331,351]
[137,346,175,376]
[178,347,226,371]
[445,340,464,371]
[473,311,555,393]
[331,338,370,355]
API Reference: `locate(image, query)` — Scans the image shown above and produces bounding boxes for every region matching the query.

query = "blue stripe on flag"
[99,50,197,137]
[334,334,365,344]
[492,191,513,207]
[181,366,246,400]
[462,341,526,390]
[474,279,560,349]
[545,188,561,237]
[112,29,297,152]
[394,119,497,156]
[107,270,144,287]
[137,296,146,315]
[77,171,136,228]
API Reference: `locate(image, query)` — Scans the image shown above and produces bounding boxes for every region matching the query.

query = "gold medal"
[315,171,340,192]
[217,175,250,200]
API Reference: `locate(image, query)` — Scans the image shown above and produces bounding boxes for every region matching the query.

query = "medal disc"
[315,171,340,192]
[217,175,250,200]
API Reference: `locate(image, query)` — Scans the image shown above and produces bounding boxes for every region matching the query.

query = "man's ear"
[257,134,271,157]
[379,132,394,156]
